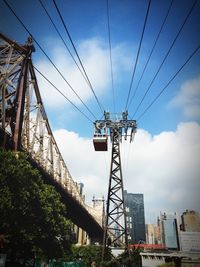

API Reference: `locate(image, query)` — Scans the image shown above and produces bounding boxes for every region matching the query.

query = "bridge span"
[0,33,103,242]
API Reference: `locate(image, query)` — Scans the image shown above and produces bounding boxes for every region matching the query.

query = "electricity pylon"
[93,111,137,260]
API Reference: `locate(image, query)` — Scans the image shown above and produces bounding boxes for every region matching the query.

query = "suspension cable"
[106,0,115,113]
[127,0,174,110]
[38,0,90,87]
[3,0,97,120]
[52,0,104,114]
[136,43,200,122]
[34,66,93,123]
[125,0,152,110]
[132,0,198,118]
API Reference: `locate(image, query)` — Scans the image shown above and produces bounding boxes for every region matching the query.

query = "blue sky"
[1,0,200,223]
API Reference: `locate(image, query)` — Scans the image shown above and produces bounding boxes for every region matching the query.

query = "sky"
[0,0,200,224]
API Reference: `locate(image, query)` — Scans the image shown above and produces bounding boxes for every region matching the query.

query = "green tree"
[71,245,112,266]
[102,248,142,267]
[0,149,72,262]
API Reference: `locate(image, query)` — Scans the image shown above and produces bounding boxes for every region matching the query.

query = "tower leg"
[102,130,128,260]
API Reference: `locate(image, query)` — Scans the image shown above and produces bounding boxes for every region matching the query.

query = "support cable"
[125,0,152,110]
[136,43,200,122]
[38,0,90,87]
[52,0,104,114]
[127,0,174,109]
[106,0,115,113]
[3,0,97,120]
[132,0,198,118]
[34,66,93,123]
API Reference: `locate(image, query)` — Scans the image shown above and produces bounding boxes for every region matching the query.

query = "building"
[146,224,155,244]
[159,212,180,250]
[154,222,162,245]
[179,210,200,252]
[180,232,200,252]
[92,196,105,227]
[146,224,161,245]
[124,190,146,243]
[140,210,200,266]
[140,251,200,267]
[75,195,105,246]
[181,210,200,232]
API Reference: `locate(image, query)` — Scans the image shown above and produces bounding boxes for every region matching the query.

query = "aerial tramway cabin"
[93,133,108,151]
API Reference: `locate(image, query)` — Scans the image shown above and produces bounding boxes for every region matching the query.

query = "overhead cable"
[125,0,152,110]
[52,0,104,114]
[132,0,198,118]
[127,0,174,110]
[106,0,115,113]
[34,66,93,123]
[38,0,90,87]
[3,0,97,120]
[136,43,200,122]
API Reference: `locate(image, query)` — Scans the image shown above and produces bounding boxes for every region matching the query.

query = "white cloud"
[169,75,200,119]
[54,121,200,223]
[36,37,132,109]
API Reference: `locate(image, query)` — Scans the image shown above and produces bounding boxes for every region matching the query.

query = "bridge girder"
[0,33,103,240]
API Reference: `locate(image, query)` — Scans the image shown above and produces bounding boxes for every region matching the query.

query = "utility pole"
[93,111,137,260]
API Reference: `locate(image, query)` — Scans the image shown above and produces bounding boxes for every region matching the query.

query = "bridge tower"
[93,111,137,259]
[0,33,36,151]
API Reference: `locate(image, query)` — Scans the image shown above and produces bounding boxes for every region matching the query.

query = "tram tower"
[93,111,137,257]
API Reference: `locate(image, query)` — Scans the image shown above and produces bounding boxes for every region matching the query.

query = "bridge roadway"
[0,128,103,242]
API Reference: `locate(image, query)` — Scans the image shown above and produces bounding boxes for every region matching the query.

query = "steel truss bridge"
[0,33,103,241]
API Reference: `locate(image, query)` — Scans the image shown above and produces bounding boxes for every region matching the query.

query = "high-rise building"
[124,190,146,243]
[92,196,105,227]
[179,210,200,252]
[159,212,180,250]
[146,224,161,245]
[146,224,155,244]
[181,210,200,232]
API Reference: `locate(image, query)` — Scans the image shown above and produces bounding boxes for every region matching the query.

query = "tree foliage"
[71,245,112,266]
[70,245,141,267]
[102,248,142,267]
[0,149,72,261]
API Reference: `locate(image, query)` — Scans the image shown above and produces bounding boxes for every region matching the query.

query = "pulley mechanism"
[93,111,137,151]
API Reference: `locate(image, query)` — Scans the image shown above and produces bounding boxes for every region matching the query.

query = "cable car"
[93,133,108,151]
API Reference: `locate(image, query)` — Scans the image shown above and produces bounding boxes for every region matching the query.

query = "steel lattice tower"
[106,129,127,246]
[93,111,137,260]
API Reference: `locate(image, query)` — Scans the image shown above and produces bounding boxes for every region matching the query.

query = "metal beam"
[93,112,137,260]
[0,33,103,240]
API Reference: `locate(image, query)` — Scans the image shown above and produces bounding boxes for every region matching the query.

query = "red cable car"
[93,133,108,151]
